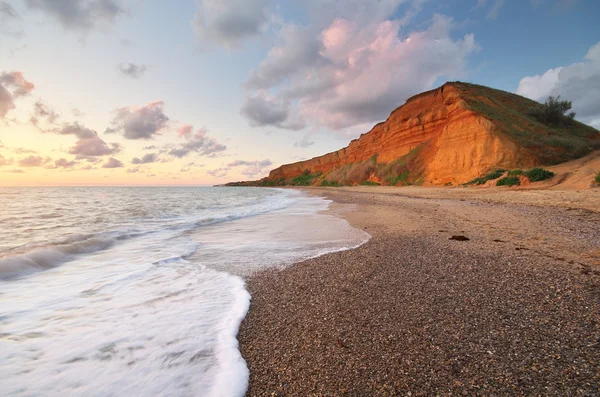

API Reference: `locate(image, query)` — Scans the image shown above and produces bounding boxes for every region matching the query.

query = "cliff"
[234,82,600,186]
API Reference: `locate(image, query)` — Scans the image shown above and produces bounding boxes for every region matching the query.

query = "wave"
[0,235,119,280]
[0,189,298,280]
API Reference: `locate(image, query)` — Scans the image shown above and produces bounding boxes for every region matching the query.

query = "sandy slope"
[546,150,600,189]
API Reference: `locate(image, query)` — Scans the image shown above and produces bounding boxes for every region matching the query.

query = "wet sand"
[238,187,600,396]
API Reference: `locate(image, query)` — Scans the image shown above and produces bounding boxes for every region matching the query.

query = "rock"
[449,235,470,241]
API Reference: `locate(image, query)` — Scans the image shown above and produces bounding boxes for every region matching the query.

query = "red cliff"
[249,82,600,186]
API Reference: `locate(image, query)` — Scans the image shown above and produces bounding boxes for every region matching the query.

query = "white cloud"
[517,42,600,128]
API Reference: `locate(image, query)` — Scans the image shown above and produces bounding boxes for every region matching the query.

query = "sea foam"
[0,187,369,397]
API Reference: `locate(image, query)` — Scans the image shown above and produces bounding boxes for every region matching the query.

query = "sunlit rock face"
[267,82,599,185]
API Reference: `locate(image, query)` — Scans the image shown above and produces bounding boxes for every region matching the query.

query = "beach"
[238,186,600,395]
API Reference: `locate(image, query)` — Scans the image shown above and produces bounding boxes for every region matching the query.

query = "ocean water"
[0,187,369,397]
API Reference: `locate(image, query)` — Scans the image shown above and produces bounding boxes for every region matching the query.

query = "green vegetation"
[465,169,506,185]
[320,146,424,187]
[496,176,521,186]
[290,170,322,186]
[257,178,285,187]
[458,82,600,165]
[465,166,554,187]
[321,180,340,187]
[594,171,600,184]
[524,168,554,182]
[360,181,380,186]
[530,96,575,125]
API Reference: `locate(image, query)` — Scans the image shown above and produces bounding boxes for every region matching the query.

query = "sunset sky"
[0,0,598,186]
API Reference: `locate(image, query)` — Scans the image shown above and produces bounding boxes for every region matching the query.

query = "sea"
[0,187,369,397]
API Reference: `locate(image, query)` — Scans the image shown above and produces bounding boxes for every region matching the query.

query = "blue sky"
[0,0,598,185]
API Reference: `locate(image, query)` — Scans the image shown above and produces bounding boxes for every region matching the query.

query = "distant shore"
[238,186,600,395]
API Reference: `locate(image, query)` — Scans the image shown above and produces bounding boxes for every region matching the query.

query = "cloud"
[55,122,97,138]
[72,108,85,117]
[517,41,600,128]
[25,0,125,31]
[0,154,13,166]
[106,101,169,139]
[0,2,18,19]
[227,159,272,167]
[54,158,78,168]
[0,70,34,119]
[131,152,158,164]
[242,9,477,132]
[101,157,124,168]
[13,148,37,154]
[30,100,60,126]
[143,145,156,150]
[0,85,14,118]
[241,94,306,130]
[193,0,272,48]
[118,63,147,79]
[126,167,140,173]
[0,71,35,97]
[227,158,272,177]
[168,127,227,158]
[294,135,315,148]
[486,0,505,19]
[5,168,24,173]
[177,124,194,138]
[19,155,50,167]
[207,167,229,178]
[46,121,121,158]
[69,135,121,157]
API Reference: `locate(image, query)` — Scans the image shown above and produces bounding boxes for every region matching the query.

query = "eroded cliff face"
[263,82,598,185]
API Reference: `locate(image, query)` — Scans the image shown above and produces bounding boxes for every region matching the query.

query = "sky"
[0,0,598,186]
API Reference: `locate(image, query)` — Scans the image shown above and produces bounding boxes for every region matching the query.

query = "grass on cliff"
[290,171,322,186]
[320,146,425,187]
[594,171,600,184]
[456,82,600,165]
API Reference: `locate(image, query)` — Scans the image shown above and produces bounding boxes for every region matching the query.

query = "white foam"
[0,187,368,397]
[208,275,251,397]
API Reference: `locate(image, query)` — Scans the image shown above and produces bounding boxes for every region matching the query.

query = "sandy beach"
[238,186,600,396]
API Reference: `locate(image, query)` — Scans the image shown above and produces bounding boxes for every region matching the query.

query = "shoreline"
[238,186,600,395]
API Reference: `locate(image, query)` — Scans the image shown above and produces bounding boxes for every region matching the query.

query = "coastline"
[238,186,600,395]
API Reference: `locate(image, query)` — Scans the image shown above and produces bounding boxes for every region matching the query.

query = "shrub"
[360,181,380,186]
[508,169,523,176]
[525,168,554,182]
[321,180,340,187]
[484,169,505,180]
[530,95,575,125]
[595,171,600,184]
[496,176,521,186]
[465,169,506,185]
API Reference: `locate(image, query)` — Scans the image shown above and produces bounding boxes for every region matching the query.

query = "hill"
[228,82,600,187]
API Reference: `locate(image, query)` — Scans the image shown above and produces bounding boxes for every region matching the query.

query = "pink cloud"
[243,12,477,133]
[0,71,35,97]
[177,124,193,138]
